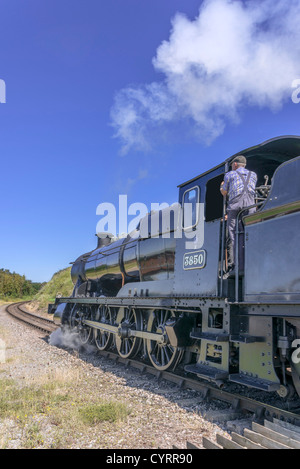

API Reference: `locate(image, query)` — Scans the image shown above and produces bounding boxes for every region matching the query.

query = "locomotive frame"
[50,135,300,400]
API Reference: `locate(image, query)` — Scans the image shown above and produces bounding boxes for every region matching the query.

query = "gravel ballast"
[0,304,233,449]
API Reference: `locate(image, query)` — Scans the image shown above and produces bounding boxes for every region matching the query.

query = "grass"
[78,401,130,425]
[0,370,131,448]
[0,267,73,311]
[31,267,74,311]
[0,297,32,305]
[0,267,74,317]
[0,376,69,422]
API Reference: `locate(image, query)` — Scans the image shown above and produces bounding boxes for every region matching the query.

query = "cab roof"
[178,135,300,188]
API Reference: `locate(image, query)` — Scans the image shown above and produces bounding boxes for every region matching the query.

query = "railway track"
[5,301,300,449]
[5,301,58,334]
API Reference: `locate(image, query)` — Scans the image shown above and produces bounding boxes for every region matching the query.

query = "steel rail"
[97,349,300,426]
[5,301,58,334]
[5,302,300,426]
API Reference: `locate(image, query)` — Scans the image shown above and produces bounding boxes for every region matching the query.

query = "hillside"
[29,267,74,313]
[0,268,44,301]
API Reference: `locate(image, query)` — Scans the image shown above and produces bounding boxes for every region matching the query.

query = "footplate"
[185,363,229,381]
[229,373,280,392]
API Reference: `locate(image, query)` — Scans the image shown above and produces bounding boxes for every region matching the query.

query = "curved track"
[5,302,58,334]
[5,302,300,428]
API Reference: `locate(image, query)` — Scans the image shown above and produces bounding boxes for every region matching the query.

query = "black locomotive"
[50,135,300,399]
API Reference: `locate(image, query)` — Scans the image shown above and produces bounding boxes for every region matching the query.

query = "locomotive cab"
[175,135,300,302]
[179,136,300,391]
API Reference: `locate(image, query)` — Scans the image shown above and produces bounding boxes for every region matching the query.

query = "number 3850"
[183,250,206,269]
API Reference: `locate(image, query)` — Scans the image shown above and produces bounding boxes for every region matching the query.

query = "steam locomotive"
[50,135,300,399]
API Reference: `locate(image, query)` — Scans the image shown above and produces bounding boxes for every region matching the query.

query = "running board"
[230,334,265,344]
[229,373,280,392]
[190,331,229,342]
[185,363,229,381]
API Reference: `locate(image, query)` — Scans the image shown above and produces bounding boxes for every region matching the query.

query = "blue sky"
[0,0,300,282]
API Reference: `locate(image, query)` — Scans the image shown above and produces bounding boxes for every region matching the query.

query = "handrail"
[219,197,227,297]
[234,202,263,302]
[219,163,229,297]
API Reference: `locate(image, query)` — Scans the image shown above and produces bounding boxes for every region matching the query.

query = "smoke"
[111,0,300,153]
[49,328,96,354]
[49,328,81,349]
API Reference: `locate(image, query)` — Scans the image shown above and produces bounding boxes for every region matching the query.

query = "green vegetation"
[78,402,130,425]
[0,372,131,449]
[0,267,74,308]
[0,377,69,422]
[0,268,45,301]
[32,267,73,310]
[0,266,74,313]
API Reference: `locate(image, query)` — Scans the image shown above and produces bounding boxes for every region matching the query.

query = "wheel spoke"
[146,309,181,371]
[69,305,92,345]
[115,308,142,358]
[94,306,113,351]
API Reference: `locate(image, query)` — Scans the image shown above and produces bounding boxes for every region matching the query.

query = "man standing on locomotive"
[220,155,257,277]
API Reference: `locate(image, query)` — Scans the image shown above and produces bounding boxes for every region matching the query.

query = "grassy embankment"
[29,267,74,313]
[0,268,74,312]
[0,268,74,311]
[0,295,36,306]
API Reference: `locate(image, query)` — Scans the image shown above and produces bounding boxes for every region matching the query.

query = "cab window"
[182,186,200,229]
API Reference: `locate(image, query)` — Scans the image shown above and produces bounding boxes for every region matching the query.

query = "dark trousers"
[227,209,245,271]
[225,171,256,272]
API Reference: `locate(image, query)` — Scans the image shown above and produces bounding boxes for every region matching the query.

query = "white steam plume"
[49,328,81,349]
[49,328,96,354]
[110,0,300,153]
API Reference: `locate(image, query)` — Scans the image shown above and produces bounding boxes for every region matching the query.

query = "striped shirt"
[223,168,257,201]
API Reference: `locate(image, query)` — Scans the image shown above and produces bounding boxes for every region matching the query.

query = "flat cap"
[231,155,246,165]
